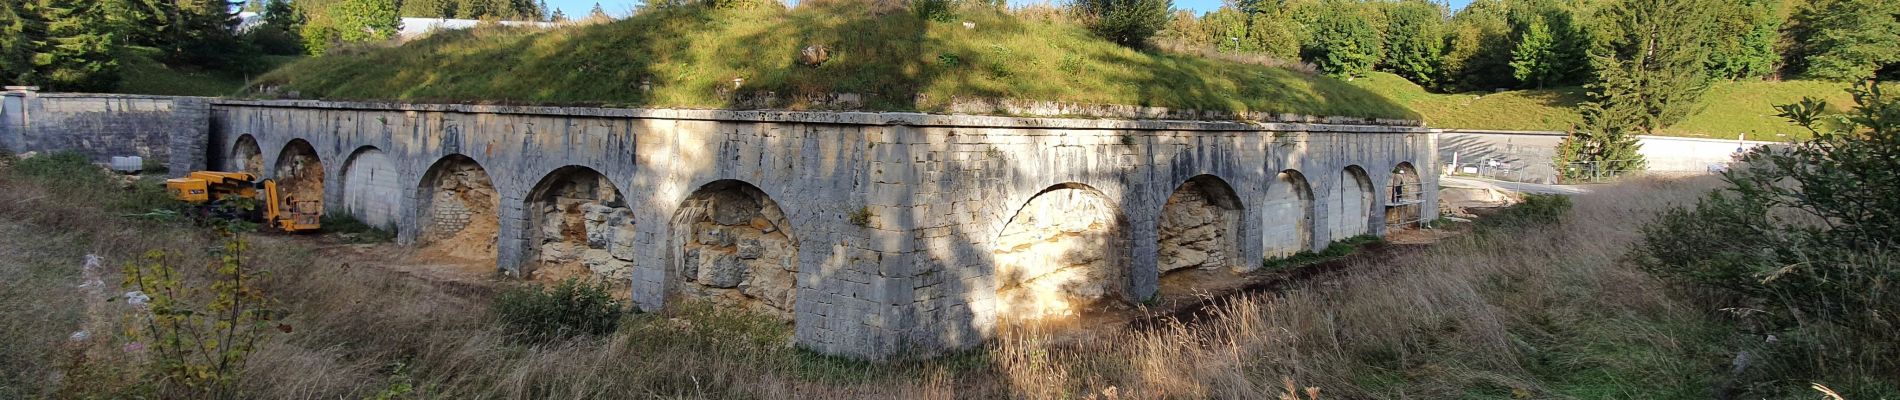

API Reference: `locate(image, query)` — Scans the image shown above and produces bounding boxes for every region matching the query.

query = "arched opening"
[416,155,500,264]
[1333,165,1375,241]
[1158,175,1244,274]
[230,134,263,175]
[526,166,635,291]
[1263,169,1315,260]
[339,146,399,229]
[1386,162,1424,229]
[670,180,798,320]
[992,183,1128,324]
[272,139,324,220]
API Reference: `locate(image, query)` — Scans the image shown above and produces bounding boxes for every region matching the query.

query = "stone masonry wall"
[195,99,1438,359]
[1157,178,1242,274]
[1,91,208,176]
[420,157,500,261]
[529,169,636,291]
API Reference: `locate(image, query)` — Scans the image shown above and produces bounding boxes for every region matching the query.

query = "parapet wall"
[0,90,208,174]
[7,93,1439,359]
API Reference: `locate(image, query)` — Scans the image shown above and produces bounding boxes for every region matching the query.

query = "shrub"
[1635,82,1899,390]
[492,278,626,343]
[912,0,957,23]
[1478,193,1573,230]
[121,240,282,398]
[1073,0,1171,47]
[320,214,394,243]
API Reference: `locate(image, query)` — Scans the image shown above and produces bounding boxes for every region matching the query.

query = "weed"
[848,206,873,227]
[320,214,395,243]
[121,239,282,398]
[492,278,626,343]
[1477,193,1572,230]
[1262,235,1380,270]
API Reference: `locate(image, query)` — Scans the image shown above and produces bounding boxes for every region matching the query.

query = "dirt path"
[250,234,505,298]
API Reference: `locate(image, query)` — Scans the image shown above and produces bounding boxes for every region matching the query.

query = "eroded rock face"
[233,138,263,175]
[1158,180,1238,273]
[273,144,323,213]
[675,184,797,320]
[422,159,499,260]
[530,171,635,289]
[993,185,1124,322]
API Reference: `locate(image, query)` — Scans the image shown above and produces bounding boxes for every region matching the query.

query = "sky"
[541,0,1472,18]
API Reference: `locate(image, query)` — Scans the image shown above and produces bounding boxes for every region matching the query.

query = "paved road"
[1442,176,1590,195]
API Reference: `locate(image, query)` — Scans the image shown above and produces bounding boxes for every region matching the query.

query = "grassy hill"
[1352,72,1854,141]
[251,3,1416,121]
[117,46,300,97]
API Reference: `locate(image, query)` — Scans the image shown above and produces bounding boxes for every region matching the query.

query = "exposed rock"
[1157,181,1238,274]
[698,253,747,288]
[674,184,798,320]
[993,185,1124,322]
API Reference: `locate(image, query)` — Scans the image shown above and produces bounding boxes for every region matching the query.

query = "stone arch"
[272,139,324,218]
[1386,162,1424,229]
[416,154,500,264]
[1333,165,1375,240]
[524,166,636,290]
[1157,175,1244,275]
[339,146,400,229]
[992,182,1129,324]
[669,179,798,321]
[230,134,263,175]
[1263,169,1315,259]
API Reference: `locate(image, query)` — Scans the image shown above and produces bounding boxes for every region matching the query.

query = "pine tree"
[1558,0,1716,180]
[29,0,122,92]
[1380,0,1445,87]
[588,2,608,20]
[1510,15,1559,88]
[550,8,567,22]
[1790,0,1900,81]
[1,0,30,85]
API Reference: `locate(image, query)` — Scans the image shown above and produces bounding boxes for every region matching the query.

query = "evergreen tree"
[550,8,567,22]
[1558,0,1716,179]
[1,0,30,85]
[588,2,608,20]
[29,0,123,92]
[1075,0,1173,47]
[1302,2,1380,77]
[1510,15,1560,88]
[168,0,255,68]
[1380,0,1444,87]
[1789,0,1900,81]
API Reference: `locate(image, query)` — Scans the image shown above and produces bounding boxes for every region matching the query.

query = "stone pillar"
[166,97,210,177]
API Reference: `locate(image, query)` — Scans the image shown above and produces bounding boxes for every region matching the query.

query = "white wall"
[341,147,401,229]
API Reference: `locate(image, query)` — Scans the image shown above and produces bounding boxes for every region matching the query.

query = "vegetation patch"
[1261,234,1381,271]
[252,2,1416,120]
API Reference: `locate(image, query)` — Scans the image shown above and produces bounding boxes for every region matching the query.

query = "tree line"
[0,0,595,92]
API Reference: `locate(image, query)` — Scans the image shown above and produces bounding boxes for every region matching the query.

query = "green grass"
[253,3,1416,120]
[117,46,302,97]
[1261,234,1382,270]
[1353,71,1856,141]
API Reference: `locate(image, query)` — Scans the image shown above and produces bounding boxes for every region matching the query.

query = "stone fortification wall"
[155,98,1431,360]
[0,90,208,175]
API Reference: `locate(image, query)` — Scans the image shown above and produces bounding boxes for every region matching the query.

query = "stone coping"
[205,98,1428,133]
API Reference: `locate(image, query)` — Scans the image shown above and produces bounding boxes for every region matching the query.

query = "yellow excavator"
[164,171,321,232]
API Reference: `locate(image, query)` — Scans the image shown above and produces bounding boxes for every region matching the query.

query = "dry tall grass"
[0,158,1738,399]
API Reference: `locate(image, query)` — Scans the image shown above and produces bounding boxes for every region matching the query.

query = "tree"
[1441,0,1513,90]
[1510,15,1560,88]
[1380,0,1445,86]
[1302,2,1380,77]
[1201,7,1249,51]
[1245,12,1300,59]
[332,0,398,44]
[1788,0,1900,81]
[1704,0,1781,80]
[0,0,30,85]
[1075,0,1172,47]
[550,8,567,22]
[1557,0,1716,180]
[28,0,123,92]
[588,2,608,20]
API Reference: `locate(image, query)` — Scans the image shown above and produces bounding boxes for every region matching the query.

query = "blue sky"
[541,0,1471,17]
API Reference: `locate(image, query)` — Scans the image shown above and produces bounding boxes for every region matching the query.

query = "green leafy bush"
[320,214,394,243]
[1634,82,1899,394]
[1074,0,1171,47]
[1478,193,1573,230]
[492,279,626,343]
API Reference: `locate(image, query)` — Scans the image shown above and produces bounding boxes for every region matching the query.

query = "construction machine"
[164,171,321,232]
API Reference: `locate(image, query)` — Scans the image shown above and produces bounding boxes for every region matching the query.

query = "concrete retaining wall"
[1438,129,1777,183]
[0,90,208,175]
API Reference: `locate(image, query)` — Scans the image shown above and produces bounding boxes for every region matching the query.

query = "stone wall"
[0,90,207,175]
[1156,177,1242,274]
[196,99,1437,359]
[528,167,636,290]
[1439,129,1777,183]
[339,147,401,229]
